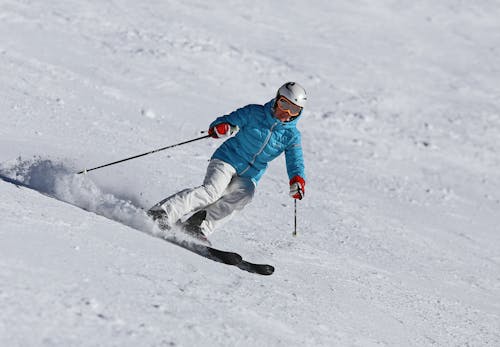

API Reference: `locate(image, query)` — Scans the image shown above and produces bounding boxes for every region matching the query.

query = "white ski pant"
[151,159,255,235]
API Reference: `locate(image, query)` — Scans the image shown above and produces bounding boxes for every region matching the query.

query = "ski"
[167,238,242,265]
[237,261,275,276]
[149,210,275,275]
[166,238,274,275]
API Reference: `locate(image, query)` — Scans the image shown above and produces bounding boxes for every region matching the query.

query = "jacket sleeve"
[210,105,252,129]
[285,132,306,180]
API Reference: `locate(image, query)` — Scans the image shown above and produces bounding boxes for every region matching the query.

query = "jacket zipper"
[240,122,279,176]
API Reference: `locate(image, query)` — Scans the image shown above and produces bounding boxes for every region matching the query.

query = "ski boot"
[180,210,211,245]
[147,208,171,231]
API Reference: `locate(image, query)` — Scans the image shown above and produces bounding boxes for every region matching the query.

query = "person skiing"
[147,82,307,243]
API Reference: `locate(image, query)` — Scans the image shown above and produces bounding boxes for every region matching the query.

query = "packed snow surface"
[1,1,499,346]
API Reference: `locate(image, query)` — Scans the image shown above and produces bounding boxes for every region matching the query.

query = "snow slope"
[1,1,500,346]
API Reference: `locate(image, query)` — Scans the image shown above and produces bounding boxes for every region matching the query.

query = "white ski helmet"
[276,82,307,108]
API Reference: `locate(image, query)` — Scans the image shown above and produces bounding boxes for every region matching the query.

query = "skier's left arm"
[285,134,306,200]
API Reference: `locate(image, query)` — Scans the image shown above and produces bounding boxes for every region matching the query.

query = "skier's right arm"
[208,123,238,138]
[208,105,251,137]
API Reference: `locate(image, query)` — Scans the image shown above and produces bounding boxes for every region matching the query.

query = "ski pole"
[293,198,298,237]
[77,134,211,174]
[292,186,303,237]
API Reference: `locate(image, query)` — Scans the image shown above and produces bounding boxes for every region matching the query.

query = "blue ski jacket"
[210,100,306,184]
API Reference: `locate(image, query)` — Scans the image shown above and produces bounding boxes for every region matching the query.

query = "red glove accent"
[289,175,306,200]
[209,123,232,138]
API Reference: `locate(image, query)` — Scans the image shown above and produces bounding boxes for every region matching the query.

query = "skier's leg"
[199,176,255,235]
[148,159,236,227]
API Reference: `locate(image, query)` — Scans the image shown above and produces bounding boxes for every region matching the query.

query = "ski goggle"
[276,96,303,117]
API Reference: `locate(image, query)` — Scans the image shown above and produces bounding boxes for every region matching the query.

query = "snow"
[1,1,500,346]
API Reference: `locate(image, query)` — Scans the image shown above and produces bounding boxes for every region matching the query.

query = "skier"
[147,82,307,242]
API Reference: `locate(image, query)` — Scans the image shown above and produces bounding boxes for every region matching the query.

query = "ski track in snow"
[0,158,153,232]
[1,0,500,346]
